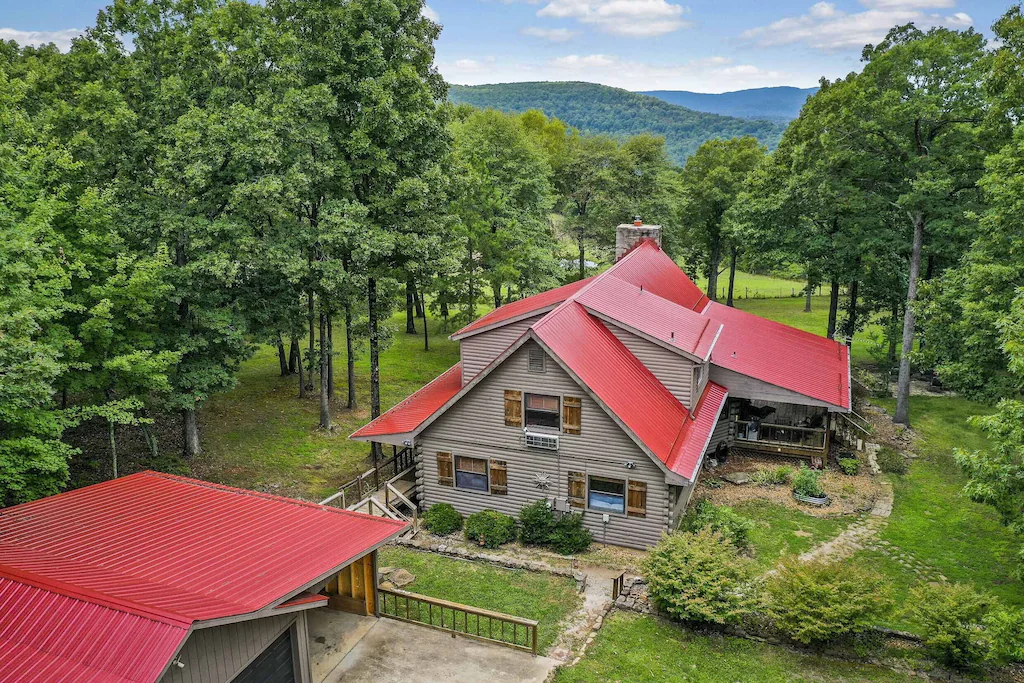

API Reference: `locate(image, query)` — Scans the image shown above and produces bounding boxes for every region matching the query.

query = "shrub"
[876,446,908,475]
[465,510,516,548]
[681,499,755,551]
[764,559,893,644]
[518,500,555,546]
[838,457,860,476]
[422,503,463,536]
[792,465,825,498]
[909,583,991,669]
[547,513,593,554]
[750,465,793,487]
[984,607,1024,664]
[642,527,755,625]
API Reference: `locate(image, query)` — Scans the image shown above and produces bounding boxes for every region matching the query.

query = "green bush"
[764,559,893,644]
[838,457,860,476]
[984,607,1024,664]
[750,465,793,487]
[518,500,555,546]
[909,583,991,669]
[681,499,755,550]
[876,446,908,475]
[792,465,825,498]
[642,527,755,625]
[547,512,593,554]
[422,503,463,535]
[465,510,516,548]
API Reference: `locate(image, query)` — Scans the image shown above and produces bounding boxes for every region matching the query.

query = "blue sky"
[0,1,1011,92]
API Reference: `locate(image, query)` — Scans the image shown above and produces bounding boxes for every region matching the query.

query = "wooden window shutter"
[436,452,453,487]
[567,471,585,509]
[627,480,647,518]
[490,460,508,495]
[504,390,523,427]
[562,396,581,435]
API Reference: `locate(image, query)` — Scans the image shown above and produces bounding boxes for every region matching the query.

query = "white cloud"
[522,26,578,41]
[742,1,974,52]
[537,0,691,37]
[422,5,440,22]
[551,53,617,67]
[0,27,82,52]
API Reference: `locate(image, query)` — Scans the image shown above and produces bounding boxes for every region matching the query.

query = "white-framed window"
[455,456,489,492]
[525,393,560,429]
[587,476,626,515]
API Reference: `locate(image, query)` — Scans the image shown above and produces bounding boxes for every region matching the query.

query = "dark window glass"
[455,456,488,492]
[525,393,560,429]
[588,476,625,514]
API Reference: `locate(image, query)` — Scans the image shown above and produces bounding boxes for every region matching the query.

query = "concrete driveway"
[311,611,558,683]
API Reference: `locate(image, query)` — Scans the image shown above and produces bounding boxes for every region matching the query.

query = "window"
[562,396,581,435]
[588,476,625,514]
[436,452,453,487]
[525,394,560,429]
[455,456,488,492]
[567,471,585,509]
[528,348,546,373]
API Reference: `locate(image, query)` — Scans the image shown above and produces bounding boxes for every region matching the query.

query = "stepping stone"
[390,568,416,588]
[723,472,751,485]
[793,530,813,538]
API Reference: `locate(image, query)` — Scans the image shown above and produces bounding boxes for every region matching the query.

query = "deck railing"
[612,571,627,600]
[321,446,415,508]
[734,420,827,451]
[378,587,539,655]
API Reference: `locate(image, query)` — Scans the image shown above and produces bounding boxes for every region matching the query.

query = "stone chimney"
[615,216,661,260]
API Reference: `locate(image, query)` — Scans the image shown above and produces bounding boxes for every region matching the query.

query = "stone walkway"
[798,480,893,564]
[547,565,616,663]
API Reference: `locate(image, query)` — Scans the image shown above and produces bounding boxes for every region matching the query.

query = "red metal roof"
[605,241,709,311]
[666,381,729,480]
[351,362,463,439]
[703,302,850,409]
[451,277,595,338]
[576,275,720,359]
[0,472,409,682]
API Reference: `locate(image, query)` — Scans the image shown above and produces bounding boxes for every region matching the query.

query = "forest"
[2,0,1024,569]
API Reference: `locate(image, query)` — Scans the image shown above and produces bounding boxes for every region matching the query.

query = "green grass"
[378,547,579,654]
[694,270,808,301]
[194,314,460,501]
[554,612,914,683]
[732,500,854,572]
[865,396,1022,621]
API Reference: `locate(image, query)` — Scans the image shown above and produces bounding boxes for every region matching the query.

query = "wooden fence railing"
[321,446,415,509]
[378,587,538,655]
[612,571,626,600]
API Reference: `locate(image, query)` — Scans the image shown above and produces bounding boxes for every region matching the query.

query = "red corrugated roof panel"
[606,241,709,311]
[703,302,850,409]
[666,381,729,480]
[451,277,595,338]
[576,276,720,359]
[351,362,463,439]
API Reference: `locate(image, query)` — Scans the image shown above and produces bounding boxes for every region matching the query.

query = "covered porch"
[730,399,831,457]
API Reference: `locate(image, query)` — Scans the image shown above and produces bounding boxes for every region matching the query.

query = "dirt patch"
[861,402,918,454]
[697,453,884,517]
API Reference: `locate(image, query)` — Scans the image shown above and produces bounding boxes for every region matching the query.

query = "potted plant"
[792,465,829,506]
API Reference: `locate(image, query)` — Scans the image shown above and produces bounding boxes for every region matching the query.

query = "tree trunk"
[277,336,289,376]
[108,420,118,479]
[183,409,201,457]
[844,278,859,347]
[707,238,722,302]
[306,290,316,393]
[141,422,159,460]
[423,295,430,351]
[827,279,840,339]
[319,311,331,430]
[345,300,356,410]
[804,268,813,313]
[288,336,299,374]
[726,246,738,307]
[405,275,417,334]
[578,239,586,281]
[895,214,925,426]
[888,302,900,366]
[327,309,334,400]
[492,281,502,310]
[368,277,383,463]
[919,255,935,353]
[297,348,306,398]
[414,281,424,318]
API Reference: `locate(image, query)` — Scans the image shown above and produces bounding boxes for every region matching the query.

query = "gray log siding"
[460,315,546,384]
[417,340,672,549]
[708,365,837,410]
[161,613,298,683]
[600,321,696,408]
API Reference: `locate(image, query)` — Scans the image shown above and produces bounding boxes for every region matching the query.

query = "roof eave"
[450,305,558,341]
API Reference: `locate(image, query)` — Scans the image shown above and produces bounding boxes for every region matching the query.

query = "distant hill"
[637,86,818,123]
[448,82,786,164]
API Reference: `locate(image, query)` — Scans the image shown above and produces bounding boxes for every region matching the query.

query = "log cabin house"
[352,220,851,549]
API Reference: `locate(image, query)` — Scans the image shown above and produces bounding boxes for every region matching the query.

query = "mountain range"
[638,86,818,123]
[448,81,789,164]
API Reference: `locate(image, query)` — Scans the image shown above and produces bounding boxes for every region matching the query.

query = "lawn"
[193,313,460,501]
[694,270,808,302]
[855,396,1023,631]
[377,546,580,655]
[554,612,914,683]
[732,500,854,572]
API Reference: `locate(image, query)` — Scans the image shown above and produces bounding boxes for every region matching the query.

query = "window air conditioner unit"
[525,431,559,451]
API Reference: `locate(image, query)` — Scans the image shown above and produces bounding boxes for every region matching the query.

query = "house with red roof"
[351,220,851,549]
[0,471,407,683]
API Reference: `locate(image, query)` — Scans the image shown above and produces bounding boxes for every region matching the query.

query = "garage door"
[232,629,295,683]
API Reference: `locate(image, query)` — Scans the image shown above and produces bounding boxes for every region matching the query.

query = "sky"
[0,0,1012,93]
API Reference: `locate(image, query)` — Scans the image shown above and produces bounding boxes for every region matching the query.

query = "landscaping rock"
[390,569,415,588]
[723,471,751,485]
[378,566,395,577]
